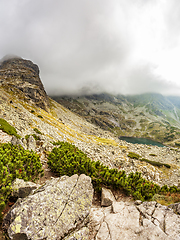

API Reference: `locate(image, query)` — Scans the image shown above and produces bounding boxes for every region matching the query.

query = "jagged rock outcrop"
[0,56,49,111]
[3,174,94,240]
[89,190,180,240]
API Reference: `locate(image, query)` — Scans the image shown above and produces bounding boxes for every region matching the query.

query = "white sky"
[0,0,180,96]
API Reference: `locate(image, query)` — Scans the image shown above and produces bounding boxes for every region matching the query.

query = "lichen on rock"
[3,174,94,240]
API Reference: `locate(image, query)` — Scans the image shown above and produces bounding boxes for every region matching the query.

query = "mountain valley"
[52,93,180,146]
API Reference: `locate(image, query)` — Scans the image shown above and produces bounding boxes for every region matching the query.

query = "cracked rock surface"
[3,174,93,240]
[89,201,180,240]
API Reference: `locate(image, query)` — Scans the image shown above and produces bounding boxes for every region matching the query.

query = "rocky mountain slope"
[0,57,180,188]
[52,93,180,146]
[0,56,180,239]
[0,56,49,111]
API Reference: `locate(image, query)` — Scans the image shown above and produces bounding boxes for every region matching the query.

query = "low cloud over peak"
[0,0,180,96]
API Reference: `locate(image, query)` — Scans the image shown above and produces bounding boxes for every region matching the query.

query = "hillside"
[0,57,179,187]
[1,57,180,239]
[51,93,180,146]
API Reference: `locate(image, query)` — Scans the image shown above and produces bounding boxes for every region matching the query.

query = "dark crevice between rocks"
[62,214,90,240]
[104,220,112,240]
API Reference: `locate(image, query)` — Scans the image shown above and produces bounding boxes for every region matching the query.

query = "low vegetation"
[127,152,141,159]
[33,128,42,135]
[48,142,179,204]
[0,118,20,139]
[128,152,171,168]
[0,143,44,222]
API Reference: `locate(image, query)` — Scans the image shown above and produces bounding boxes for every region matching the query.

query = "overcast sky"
[1,0,180,96]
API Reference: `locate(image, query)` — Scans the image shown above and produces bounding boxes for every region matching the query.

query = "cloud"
[0,0,180,96]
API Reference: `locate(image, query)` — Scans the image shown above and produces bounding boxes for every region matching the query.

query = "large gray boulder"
[3,174,93,240]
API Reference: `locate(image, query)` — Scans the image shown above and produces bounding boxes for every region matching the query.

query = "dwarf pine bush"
[48,142,180,203]
[0,143,44,221]
[48,142,162,201]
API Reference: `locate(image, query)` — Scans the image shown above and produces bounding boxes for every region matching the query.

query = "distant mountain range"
[51,93,180,146]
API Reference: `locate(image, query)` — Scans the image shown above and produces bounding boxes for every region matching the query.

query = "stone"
[16,139,26,150]
[64,227,89,240]
[11,178,39,198]
[11,136,26,149]
[27,135,36,151]
[168,202,180,215]
[101,187,116,207]
[88,201,180,240]
[134,200,142,205]
[3,174,93,240]
[11,136,17,145]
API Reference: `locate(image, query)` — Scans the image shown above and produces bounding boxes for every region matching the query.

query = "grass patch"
[0,118,20,138]
[128,152,171,168]
[94,136,118,146]
[140,158,171,168]
[33,128,42,135]
[149,153,157,157]
[128,152,141,159]
[32,134,40,141]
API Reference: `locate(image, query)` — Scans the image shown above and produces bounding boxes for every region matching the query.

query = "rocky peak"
[0,56,49,111]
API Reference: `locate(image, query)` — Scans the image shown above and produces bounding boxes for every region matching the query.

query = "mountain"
[1,57,180,239]
[51,92,180,145]
[0,56,180,187]
[0,56,49,111]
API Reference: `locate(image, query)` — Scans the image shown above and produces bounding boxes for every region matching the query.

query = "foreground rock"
[89,194,180,239]
[3,174,93,240]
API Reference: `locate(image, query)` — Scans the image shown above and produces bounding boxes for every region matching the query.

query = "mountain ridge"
[51,92,180,146]
[0,57,180,187]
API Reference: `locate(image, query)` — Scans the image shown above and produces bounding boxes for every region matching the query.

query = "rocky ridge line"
[0,57,49,111]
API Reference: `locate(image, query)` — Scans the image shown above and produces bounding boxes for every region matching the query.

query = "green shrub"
[33,128,42,135]
[140,158,171,168]
[32,134,40,141]
[25,135,30,140]
[31,110,35,113]
[0,143,44,222]
[51,140,62,145]
[0,118,20,138]
[149,153,157,157]
[128,152,141,159]
[47,142,161,201]
[37,115,43,119]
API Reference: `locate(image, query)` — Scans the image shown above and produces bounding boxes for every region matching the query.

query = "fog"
[1,0,180,96]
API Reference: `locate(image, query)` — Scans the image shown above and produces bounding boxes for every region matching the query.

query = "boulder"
[89,201,180,239]
[27,135,36,151]
[11,178,39,198]
[11,136,26,149]
[101,187,116,207]
[168,202,180,215]
[3,174,94,240]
